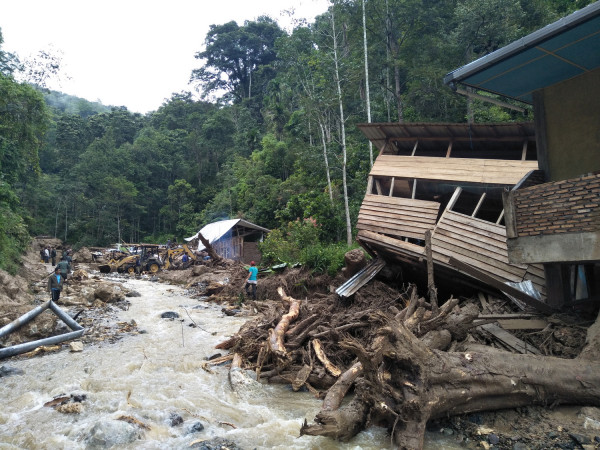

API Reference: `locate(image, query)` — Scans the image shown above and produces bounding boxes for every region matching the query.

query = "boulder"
[161,311,179,319]
[69,341,84,352]
[71,269,89,281]
[187,421,205,434]
[85,420,141,448]
[190,437,242,449]
[93,284,126,303]
[73,247,94,263]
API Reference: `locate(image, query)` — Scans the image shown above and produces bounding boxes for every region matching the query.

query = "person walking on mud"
[48,267,64,302]
[245,261,258,300]
[43,247,50,264]
[56,255,71,281]
[50,247,57,265]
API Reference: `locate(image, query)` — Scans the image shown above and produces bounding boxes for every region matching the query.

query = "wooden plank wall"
[431,210,533,286]
[357,194,440,240]
[213,235,242,260]
[371,155,539,185]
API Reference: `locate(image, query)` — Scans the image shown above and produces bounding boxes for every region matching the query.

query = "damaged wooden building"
[351,2,599,311]
[444,1,600,309]
[353,122,551,311]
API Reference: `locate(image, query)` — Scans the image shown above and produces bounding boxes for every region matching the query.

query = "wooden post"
[411,140,419,156]
[425,230,438,313]
[389,177,395,196]
[446,186,462,211]
[502,189,517,238]
[446,141,453,158]
[496,210,505,225]
[365,176,373,195]
[472,192,486,217]
[375,179,383,195]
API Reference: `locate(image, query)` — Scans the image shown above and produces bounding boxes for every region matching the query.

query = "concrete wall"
[540,68,600,181]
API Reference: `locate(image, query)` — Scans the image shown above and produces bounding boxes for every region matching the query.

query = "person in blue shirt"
[245,261,258,300]
[48,267,64,302]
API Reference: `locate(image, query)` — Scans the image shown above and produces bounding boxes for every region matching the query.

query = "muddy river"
[0,278,460,449]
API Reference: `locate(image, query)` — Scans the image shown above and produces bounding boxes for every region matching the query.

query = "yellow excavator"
[99,244,162,274]
[98,254,138,274]
[162,244,197,270]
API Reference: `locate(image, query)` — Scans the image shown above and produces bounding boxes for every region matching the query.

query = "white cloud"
[1,0,329,113]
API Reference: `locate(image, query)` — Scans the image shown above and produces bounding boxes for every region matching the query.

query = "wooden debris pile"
[216,268,598,449]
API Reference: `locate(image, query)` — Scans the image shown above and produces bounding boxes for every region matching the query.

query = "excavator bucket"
[99,264,112,273]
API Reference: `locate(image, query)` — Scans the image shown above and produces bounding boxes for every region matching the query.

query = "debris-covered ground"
[2,238,600,449]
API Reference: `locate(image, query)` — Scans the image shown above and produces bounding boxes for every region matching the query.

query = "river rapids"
[0,277,459,449]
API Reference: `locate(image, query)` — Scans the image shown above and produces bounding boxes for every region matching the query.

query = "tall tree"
[191,17,285,104]
[362,0,374,166]
[330,3,353,246]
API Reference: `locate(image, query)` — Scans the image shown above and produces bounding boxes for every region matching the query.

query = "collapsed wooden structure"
[185,219,270,263]
[355,122,550,310]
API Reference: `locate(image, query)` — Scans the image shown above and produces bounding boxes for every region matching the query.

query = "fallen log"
[292,364,313,391]
[197,231,221,262]
[312,339,342,377]
[321,362,363,412]
[300,397,370,441]
[267,287,301,358]
[303,317,600,449]
[285,313,319,337]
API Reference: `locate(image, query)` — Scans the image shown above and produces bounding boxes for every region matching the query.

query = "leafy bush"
[300,242,355,276]
[259,217,359,275]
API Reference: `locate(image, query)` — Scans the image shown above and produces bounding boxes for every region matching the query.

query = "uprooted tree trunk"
[301,312,600,449]
[197,231,221,262]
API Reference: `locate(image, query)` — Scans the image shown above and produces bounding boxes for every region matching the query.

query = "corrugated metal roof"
[444,2,600,104]
[185,219,270,250]
[335,258,386,298]
[356,122,535,153]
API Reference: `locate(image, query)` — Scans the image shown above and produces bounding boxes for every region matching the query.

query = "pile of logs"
[216,282,600,449]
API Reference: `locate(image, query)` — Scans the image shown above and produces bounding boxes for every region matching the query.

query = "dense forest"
[0,0,593,273]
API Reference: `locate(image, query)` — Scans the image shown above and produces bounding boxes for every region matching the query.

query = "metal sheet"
[336,258,386,298]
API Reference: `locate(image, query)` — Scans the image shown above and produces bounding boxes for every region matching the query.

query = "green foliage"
[191,17,285,103]
[0,181,30,274]
[43,90,111,117]
[259,217,353,275]
[260,218,320,264]
[2,3,572,253]
[300,242,354,277]
[0,74,48,184]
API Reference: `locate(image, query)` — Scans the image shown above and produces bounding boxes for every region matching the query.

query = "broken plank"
[478,323,541,354]
[497,318,548,330]
[449,257,554,314]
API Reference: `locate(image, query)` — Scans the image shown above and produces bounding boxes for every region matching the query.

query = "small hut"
[185,219,270,263]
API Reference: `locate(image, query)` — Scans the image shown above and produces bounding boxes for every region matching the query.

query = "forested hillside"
[0,0,591,273]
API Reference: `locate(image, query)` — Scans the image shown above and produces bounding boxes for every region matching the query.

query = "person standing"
[65,249,73,265]
[182,253,190,269]
[50,247,57,266]
[245,261,258,300]
[43,247,50,264]
[48,267,64,302]
[56,256,71,281]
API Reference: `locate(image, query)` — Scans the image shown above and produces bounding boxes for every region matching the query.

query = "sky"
[1,0,330,113]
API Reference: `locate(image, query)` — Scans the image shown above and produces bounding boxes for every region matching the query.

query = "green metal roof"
[444,2,600,104]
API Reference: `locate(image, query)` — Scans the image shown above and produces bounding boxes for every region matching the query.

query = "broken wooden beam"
[449,257,554,314]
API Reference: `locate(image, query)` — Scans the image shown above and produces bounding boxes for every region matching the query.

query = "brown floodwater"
[0,277,462,449]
